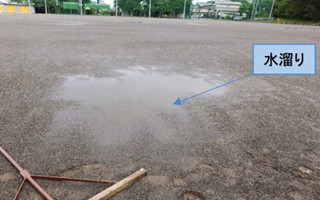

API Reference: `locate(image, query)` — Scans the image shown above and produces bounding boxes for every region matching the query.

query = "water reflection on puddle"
[51,68,226,145]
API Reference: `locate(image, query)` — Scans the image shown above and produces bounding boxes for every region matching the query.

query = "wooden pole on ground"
[88,168,147,200]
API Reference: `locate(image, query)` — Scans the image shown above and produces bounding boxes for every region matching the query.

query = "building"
[212,0,241,19]
[0,2,35,14]
[192,2,214,19]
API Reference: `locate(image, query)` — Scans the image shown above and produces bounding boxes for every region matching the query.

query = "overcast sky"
[102,0,114,7]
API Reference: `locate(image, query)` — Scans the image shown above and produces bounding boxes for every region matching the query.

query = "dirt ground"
[0,14,319,200]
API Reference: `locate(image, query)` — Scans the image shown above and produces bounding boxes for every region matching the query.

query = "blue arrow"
[174,74,252,105]
[173,98,182,105]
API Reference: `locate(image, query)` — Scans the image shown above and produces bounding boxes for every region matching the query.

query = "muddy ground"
[0,14,319,200]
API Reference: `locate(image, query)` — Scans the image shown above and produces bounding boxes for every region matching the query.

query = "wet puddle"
[50,67,226,145]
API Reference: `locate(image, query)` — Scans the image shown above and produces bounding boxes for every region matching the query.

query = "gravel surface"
[0,14,319,200]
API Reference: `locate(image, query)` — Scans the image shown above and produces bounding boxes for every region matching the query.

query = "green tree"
[116,0,144,16]
[238,0,252,19]
[116,0,192,18]
[304,0,320,21]
[170,0,192,18]
[273,0,294,19]
[254,0,273,18]
[273,0,320,21]
[152,0,172,16]
[31,0,91,14]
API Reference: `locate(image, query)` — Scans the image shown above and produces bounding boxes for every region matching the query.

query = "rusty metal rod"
[32,175,116,184]
[14,179,26,200]
[0,146,24,172]
[1,146,117,200]
[0,146,54,200]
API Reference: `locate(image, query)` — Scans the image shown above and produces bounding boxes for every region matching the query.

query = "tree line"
[273,0,320,22]
[12,0,92,13]
[115,0,192,17]
[237,0,320,22]
[9,0,320,21]
[19,0,192,16]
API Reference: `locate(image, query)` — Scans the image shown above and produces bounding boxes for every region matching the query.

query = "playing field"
[0,14,319,199]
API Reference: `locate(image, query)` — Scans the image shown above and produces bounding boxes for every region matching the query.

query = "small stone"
[182,191,204,200]
[199,164,214,172]
[289,192,303,200]
[292,170,307,179]
[298,166,313,175]
[173,178,186,187]
[262,148,271,154]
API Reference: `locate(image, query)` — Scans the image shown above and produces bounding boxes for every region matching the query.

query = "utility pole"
[27,0,31,14]
[251,0,259,21]
[268,0,275,22]
[215,0,218,19]
[44,0,47,14]
[183,0,186,19]
[149,0,151,18]
[79,0,82,15]
[115,0,118,16]
[56,0,58,14]
[250,0,255,21]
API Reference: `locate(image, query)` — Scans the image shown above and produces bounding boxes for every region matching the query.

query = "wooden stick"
[88,168,147,200]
